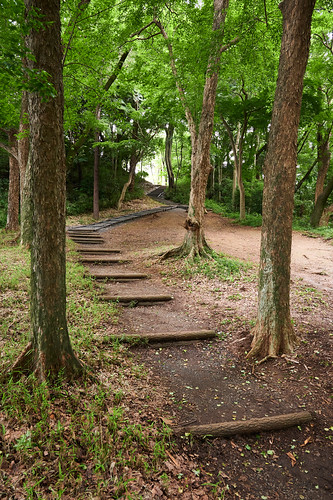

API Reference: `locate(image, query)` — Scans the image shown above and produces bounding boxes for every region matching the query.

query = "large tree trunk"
[5,129,20,232]
[165,124,175,190]
[248,0,316,361]
[20,0,82,380]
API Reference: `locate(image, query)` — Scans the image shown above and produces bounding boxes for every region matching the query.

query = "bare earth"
[85,208,333,500]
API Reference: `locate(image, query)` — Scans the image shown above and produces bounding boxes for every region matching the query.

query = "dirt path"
[82,209,332,500]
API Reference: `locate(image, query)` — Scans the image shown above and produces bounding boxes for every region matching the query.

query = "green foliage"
[165,179,191,205]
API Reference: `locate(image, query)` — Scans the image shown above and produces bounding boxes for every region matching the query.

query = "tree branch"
[0,142,18,159]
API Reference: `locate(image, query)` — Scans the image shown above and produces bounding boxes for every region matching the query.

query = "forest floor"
[86,202,333,500]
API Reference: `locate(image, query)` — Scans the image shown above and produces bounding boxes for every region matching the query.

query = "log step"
[67,231,99,236]
[71,238,104,244]
[101,294,173,304]
[76,248,121,254]
[90,272,149,280]
[80,257,131,264]
[173,411,312,437]
[112,330,216,343]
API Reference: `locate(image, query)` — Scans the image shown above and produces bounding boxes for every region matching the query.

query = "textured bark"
[175,412,312,437]
[248,0,316,360]
[23,0,82,379]
[165,125,175,190]
[5,129,20,232]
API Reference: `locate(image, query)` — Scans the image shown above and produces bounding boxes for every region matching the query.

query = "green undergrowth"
[1,240,195,499]
[205,199,262,227]
[166,251,252,283]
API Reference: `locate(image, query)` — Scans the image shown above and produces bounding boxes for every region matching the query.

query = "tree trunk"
[165,124,175,190]
[248,0,316,360]
[117,153,138,210]
[5,129,20,232]
[18,91,32,246]
[159,0,231,258]
[315,124,331,203]
[310,176,333,227]
[20,0,82,380]
[93,107,101,220]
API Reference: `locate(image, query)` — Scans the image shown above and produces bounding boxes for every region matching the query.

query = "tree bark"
[165,124,175,190]
[22,0,82,380]
[248,0,316,360]
[5,129,20,232]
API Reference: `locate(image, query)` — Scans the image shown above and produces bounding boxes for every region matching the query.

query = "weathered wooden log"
[112,330,216,343]
[76,248,121,254]
[101,294,173,303]
[80,257,131,264]
[174,411,312,437]
[71,239,104,244]
[90,272,148,280]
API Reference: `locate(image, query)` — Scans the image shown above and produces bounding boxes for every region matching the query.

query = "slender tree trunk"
[165,124,175,190]
[314,124,331,203]
[117,153,138,210]
[19,0,82,379]
[310,176,333,227]
[5,130,20,232]
[93,107,101,220]
[248,0,316,361]
[18,91,32,246]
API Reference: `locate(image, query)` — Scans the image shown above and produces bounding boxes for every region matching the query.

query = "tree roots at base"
[3,342,85,383]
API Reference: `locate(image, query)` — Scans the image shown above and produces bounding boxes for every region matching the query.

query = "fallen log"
[101,294,173,303]
[174,411,312,437]
[111,329,216,343]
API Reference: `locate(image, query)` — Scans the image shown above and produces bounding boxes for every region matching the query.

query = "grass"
[174,251,252,282]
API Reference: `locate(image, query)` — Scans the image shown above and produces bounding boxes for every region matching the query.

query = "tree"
[248,0,316,360]
[4,128,20,231]
[13,0,82,379]
[156,0,235,258]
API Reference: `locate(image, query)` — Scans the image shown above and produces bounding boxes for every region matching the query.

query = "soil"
[82,207,333,500]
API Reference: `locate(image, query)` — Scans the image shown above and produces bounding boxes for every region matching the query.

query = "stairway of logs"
[66,227,216,343]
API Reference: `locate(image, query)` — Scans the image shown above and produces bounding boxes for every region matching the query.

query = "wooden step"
[80,257,131,264]
[67,231,99,236]
[90,272,148,280]
[76,248,121,254]
[112,330,216,343]
[101,294,173,304]
[71,238,104,244]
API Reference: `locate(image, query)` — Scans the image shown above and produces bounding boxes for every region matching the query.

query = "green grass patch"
[177,251,251,282]
[205,199,262,227]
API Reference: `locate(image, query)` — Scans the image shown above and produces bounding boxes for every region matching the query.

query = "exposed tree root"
[246,322,299,363]
[2,341,86,383]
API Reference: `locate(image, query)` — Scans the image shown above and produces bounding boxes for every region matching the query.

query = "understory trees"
[248,0,316,360]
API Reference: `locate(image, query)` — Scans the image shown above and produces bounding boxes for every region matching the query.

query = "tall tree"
[13,0,82,379]
[248,0,316,360]
[157,0,234,258]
